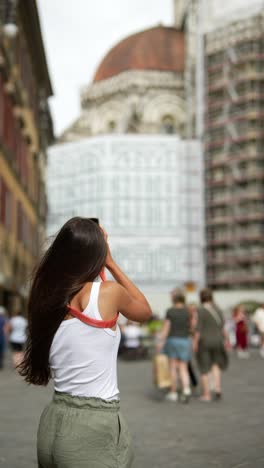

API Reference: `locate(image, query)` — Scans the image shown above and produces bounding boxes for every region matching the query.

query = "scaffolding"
[204,12,264,289]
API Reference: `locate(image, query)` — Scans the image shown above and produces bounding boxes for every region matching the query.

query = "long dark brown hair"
[19,217,107,385]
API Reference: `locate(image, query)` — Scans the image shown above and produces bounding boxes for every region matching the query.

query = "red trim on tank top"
[67,305,119,329]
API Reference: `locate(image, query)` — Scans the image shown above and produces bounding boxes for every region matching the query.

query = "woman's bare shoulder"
[78,281,125,312]
[99,282,125,319]
[100,281,124,297]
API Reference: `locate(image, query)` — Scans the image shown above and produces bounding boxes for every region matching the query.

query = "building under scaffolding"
[47,135,204,310]
[173,1,264,301]
[204,11,264,290]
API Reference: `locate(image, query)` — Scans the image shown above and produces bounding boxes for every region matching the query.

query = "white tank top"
[49,282,121,400]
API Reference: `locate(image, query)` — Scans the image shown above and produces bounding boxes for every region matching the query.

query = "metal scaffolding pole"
[195,0,205,140]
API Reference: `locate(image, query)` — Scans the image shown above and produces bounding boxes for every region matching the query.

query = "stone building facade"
[0,0,53,309]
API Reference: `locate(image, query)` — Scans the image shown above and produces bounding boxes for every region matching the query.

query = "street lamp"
[2,0,18,38]
[3,22,17,38]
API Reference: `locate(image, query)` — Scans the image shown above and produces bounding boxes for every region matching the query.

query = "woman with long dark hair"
[19,217,152,468]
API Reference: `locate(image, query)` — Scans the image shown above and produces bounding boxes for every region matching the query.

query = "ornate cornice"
[81,70,184,105]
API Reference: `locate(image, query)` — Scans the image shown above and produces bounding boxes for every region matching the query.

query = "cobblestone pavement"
[0,352,264,468]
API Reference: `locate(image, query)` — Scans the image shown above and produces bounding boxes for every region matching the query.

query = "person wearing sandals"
[19,217,152,468]
[157,289,194,403]
[194,288,229,402]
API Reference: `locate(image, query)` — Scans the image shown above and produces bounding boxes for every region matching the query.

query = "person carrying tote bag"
[153,353,172,389]
[19,217,152,468]
[156,289,193,403]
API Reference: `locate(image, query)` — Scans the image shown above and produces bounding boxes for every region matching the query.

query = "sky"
[37,0,173,136]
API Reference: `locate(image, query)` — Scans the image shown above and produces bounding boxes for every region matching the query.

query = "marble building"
[60,26,186,141]
[47,136,204,299]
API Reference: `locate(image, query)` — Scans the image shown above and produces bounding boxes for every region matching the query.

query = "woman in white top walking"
[19,217,152,468]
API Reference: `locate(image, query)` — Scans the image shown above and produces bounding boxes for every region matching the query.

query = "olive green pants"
[37,392,134,468]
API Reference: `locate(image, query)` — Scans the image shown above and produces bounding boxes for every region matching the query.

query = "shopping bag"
[153,353,171,389]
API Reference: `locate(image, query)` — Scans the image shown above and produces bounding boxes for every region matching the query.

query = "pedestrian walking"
[19,217,151,468]
[194,288,229,402]
[224,317,236,349]
[187,304,199,389]
[233,304,249,358]
[0,306,7,369]
[157,289,193,403]
[122,321,145,359]
[5,309,28,368]
[252,303,264,358]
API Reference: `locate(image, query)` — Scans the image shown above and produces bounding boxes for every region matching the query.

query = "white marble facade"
[47,135,204,291]
[61,71,185,141]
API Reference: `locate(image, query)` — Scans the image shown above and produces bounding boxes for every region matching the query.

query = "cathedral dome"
[93,26,185,82]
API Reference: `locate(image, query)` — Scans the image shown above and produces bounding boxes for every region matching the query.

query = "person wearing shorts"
[194,289,229,402]
[158,289,193,403]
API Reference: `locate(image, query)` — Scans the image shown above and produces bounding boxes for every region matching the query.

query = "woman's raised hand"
[101,227,113,269]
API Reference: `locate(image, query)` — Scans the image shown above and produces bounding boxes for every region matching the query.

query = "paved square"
[0,353,263,467]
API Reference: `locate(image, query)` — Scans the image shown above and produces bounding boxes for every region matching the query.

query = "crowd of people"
[117,290,264,404]
[226,302,264,359]
[160,290,264,403]
[156,288,228,403]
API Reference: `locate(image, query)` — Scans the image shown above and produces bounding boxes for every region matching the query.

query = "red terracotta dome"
[93,26,185,82]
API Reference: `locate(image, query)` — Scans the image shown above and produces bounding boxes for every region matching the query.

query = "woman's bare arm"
[106,259,152,322]
[156,319,170,353]
[4,321,11,336]
[98,230,152,322]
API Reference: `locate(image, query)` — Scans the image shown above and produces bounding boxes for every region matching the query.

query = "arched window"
[108,120,116,132]
[161,115,176,134]
[127,112,140,133]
